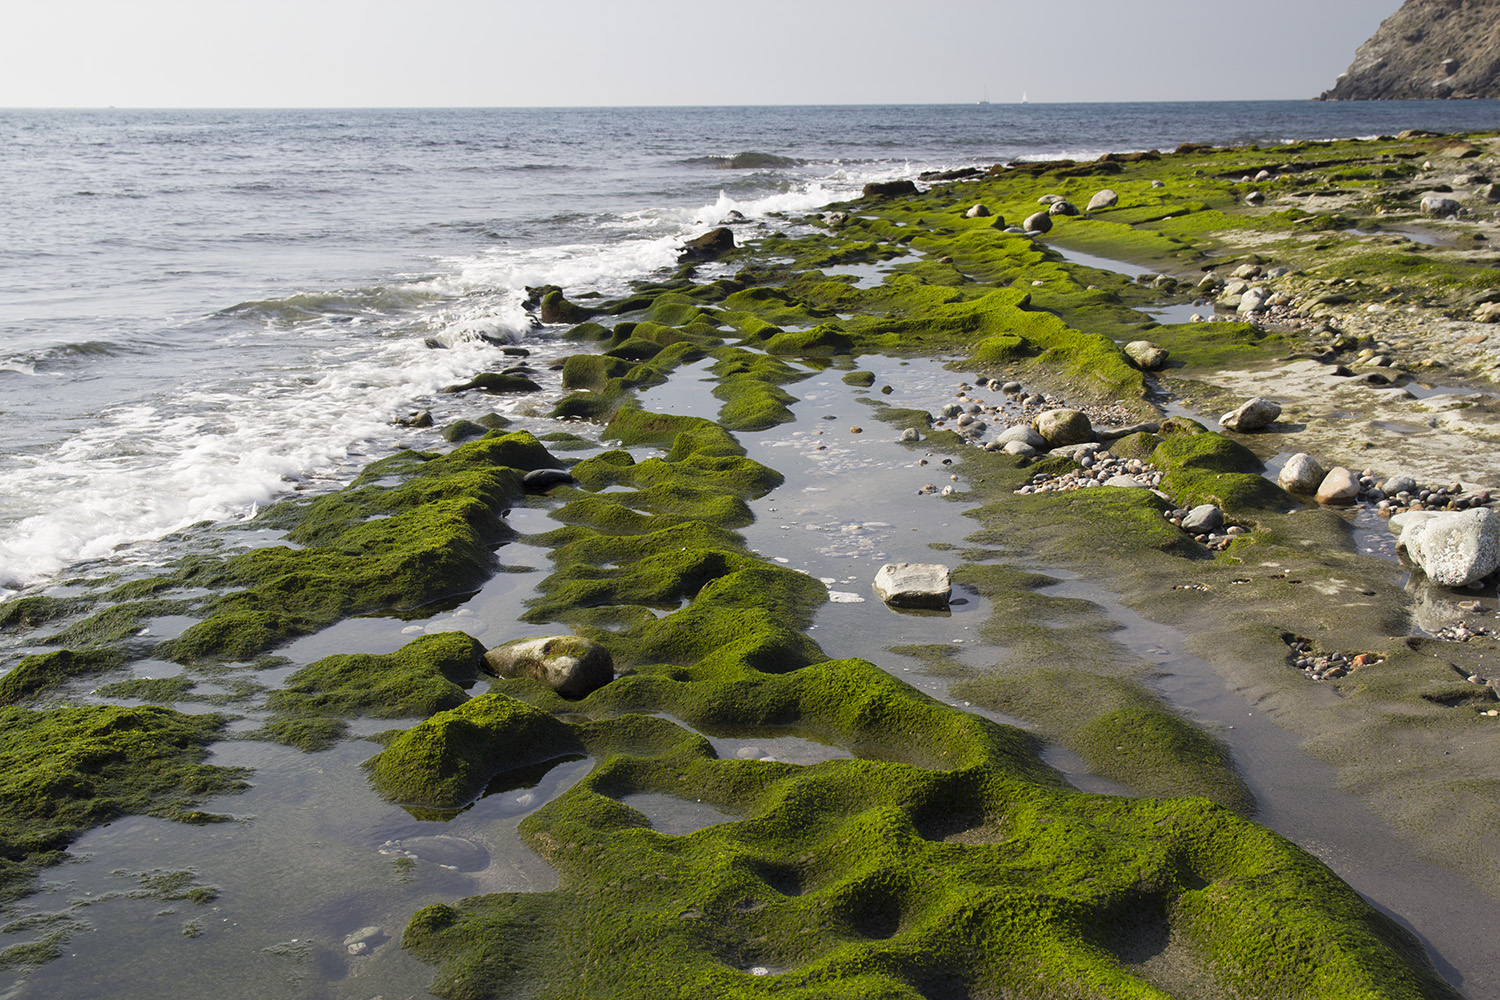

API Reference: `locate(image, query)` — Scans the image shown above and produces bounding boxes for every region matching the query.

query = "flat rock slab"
[874,562,952,609]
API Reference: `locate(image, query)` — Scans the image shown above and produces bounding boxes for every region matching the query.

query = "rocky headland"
[1321,0,1500,100]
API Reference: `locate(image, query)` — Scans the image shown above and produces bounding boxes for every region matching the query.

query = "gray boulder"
[1218,397,1281,432]
[482,636,614,699]
[1048,200,1079,217]
[1381,474,1418,497]
[965,204,991,218]
[1277,453,1327,494]
[1124,340,1169,371]
[1033,408,1094,447]
[874,562,952,609]
[1087,189,1119,211]
[1397,508,1500,587]
[1421,193,1462,218]
[1106,475,1148,489]
[995,424,1047,450]
[1182,504,1224,534]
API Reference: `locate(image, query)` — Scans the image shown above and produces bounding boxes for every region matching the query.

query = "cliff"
[1320,0,1500,99]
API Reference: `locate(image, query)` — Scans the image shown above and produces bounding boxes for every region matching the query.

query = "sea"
[4,101,1500,598]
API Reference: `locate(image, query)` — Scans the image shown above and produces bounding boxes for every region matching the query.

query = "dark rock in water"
[396,410,434,428]
[423,337,446,350]
[476,412,512,430]
[919,166,983,181]
[540,288,595,325]
[500,346,531,357]
[678,227,736,262]
[483,636,613,699]
[861,180,919,199]
[440,373,542,394]
[724,209,747,223]
[1321,0,1500,100]
[523,468,575,492]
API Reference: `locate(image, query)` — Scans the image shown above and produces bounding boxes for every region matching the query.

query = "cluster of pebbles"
[1283,635,1382,682]
[1016,453,1161,494]
[1366,475,1494,517]
[931,380,1136,446]
[1434,619,1495,643]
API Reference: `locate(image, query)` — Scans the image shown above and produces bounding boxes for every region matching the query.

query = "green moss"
[0,705,246,902]
[365,694,581,809]
[1152,431,1295,516]
[154,433,561,663]
[94,676,197,703]
[0,649,126,705]
[262,632,487,748]
[841,370,876,387]
[0,596,91,631]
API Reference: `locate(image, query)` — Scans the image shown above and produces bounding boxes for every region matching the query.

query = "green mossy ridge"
[1151,428,1295,516]
[366,693,581,808]
[0,705,246,903]
[0,649,126,705]
[260,632,488,750]
[94,676,197,703]
[710,348,810,432]
[47,599,190,649]
[403,683,1453,1000]
[955,667,1254,815]
[153,432,561,664]
[0,595,92,631]
[841,370,876,387]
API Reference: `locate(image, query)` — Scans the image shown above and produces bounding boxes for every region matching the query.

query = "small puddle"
[617,792,736,835]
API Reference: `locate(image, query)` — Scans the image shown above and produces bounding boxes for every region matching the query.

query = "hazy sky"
[5,0,1401,107]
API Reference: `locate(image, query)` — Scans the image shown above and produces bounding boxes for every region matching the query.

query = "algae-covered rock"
[678,228,735,262]
[0,649,125,705]
[366,694,580,808]
[861,179,918,199]
[873,562,952,609]
[440,372,543,395]
[482,636,614,699]
[522,468,576,493]
[1124,339,1169,371]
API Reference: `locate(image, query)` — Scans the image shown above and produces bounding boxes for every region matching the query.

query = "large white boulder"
[482,636,614,699]
[1397,508,1500,587]
[874,563,952,609]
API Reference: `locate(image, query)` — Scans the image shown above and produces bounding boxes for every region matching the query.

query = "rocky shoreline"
[6,131,1500,996]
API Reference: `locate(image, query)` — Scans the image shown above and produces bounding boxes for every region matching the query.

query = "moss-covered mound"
[152,431,562,664]
[0,705,246,902]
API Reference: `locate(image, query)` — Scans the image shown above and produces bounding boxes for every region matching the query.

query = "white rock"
[1421,193,1461,218]
[1218,397,1281,432]
[1087,189,1119,211]
[1399,508,1500,587]
[1124,340,1169,371]
[483,636,614,699]
[1278,453,1326,494]
[965,203,990,218]
[874,563,952,609]
[1033,408,1093,447]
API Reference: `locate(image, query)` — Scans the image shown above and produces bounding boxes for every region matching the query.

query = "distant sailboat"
[977,86,990,106]
[1020,90,1029,104]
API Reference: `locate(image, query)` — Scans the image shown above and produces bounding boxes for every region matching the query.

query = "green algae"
[260,631,488,750]
[0,705,246,902]
[0,649,126,705]
[153,432,561,664]
[94,676,197,704]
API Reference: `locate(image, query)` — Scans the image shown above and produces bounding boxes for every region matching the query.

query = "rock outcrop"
[1320,0,1500,100]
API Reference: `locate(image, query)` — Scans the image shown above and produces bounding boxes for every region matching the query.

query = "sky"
[3,0,1402,107]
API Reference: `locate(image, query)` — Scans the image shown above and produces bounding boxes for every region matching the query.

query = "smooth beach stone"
[1001,440,1037,457]
[1037,194,1065,204]
[1278,453,1327,494]
[1032,408,1093,447]
[1399,508,1500,587]
[1315,467,1362,504]
[899,428,920,443]
[873,562,952,609]
[1095,421,1160,442]
[995,424,1047,450]
[1244,190,1265,205]
[482,636,614,699]
[1047,200,1079,217]
[1086,188,1119,210]
[1218,396,1281,432]
[1124,340,1169,371]
[1182,504,1224,534]
[965,203,990,217]
[1237,287,1269,314]
[1105,475,1148,489]
[523,468,576,492]
[1023,211,1053,234]
[1381,474,1419,496]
